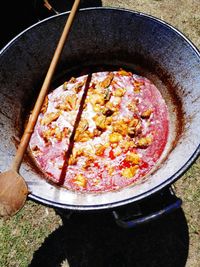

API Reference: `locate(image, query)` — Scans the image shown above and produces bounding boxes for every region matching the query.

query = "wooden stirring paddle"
[0,0,81,217]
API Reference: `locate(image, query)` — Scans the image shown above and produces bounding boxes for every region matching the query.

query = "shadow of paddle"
[0,0,103,49]
[29,207,189,267]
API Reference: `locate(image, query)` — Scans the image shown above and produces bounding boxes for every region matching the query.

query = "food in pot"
[29,69,169,192]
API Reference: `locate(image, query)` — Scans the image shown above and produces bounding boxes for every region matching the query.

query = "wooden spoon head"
[0,170,29,217]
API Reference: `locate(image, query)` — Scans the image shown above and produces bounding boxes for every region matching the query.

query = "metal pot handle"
[112,187,182,228]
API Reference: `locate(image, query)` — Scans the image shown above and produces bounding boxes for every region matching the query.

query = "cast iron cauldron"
[0,7,200,213]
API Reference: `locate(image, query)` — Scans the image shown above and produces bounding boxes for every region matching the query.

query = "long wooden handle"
[12,0,81,172]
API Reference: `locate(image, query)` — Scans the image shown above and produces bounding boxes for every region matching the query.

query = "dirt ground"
[0,1,199,267]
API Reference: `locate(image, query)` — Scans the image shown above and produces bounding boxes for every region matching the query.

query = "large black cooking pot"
[0,8,200,213]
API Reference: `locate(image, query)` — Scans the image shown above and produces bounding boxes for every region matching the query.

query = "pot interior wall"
[0,8,199,209]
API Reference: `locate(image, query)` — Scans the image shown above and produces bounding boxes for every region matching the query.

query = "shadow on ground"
[0,0,102,49]
[29,207,189,267]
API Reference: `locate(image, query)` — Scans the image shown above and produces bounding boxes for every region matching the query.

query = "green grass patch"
[0,201,61,267]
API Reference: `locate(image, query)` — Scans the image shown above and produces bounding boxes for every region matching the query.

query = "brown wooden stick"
[11,0,81,172]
